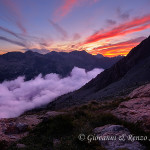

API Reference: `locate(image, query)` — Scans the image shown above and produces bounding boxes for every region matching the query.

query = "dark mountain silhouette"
[48,36,150,110]
[0,50,123,82]
[95,54,104,58]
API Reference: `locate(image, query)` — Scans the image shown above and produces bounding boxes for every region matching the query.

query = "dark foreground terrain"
[0,83,150,150]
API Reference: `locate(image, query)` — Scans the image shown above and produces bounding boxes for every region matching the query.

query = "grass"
[0,141,7,150]
[6,98,150,150]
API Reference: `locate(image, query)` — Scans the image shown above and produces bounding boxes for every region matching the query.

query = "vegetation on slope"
[6,99,150,150]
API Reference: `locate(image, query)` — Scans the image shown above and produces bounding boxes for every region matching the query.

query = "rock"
[0,111,66,144]
[94,125,145,150]
[129,83,150,98]
[9,135,18,140]
[16,143,26,149]
[112,83,150,131]
[94,124,129,134]
[45,111,66,117]
[4,122,28,135]
[42,111,66,122]
[19,114,42,128]
[16,123,28,132]
[53,138,61,147]
[112,97,150,124]
[4,123,19,134]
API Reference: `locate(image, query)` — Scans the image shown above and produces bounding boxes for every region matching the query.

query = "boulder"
[4,122,28,135]
[16,143,26,149]
[42,111,66,122]
[53,138,61,147]
[0,111,65,143]
[94,125,145,150]
[129,83,150,98]
[16,123,28,132]
[113,83,150,131]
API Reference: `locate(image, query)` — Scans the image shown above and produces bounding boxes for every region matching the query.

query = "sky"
[0,0,150,57]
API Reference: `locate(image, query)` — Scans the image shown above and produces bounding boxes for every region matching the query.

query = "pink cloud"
[83,14,150,45]
[54,0,77,21]
[53,0,99,21]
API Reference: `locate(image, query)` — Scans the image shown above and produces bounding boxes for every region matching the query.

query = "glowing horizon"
[0,0,150,57]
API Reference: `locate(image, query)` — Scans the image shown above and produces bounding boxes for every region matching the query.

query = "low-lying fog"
[0,67,104,118]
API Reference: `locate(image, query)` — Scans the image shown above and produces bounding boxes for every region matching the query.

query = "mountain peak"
[69,50,89,56]
[2,51,24,60]
[25,50,36,54]
[95,54,104,58]
[49,35,150,109]
[127,36,150,61]
[0,50,122,82]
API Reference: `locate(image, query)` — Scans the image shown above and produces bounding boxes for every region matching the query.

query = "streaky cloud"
[90,36,146,57]
[22,49,50,54]
[0,36,26,47]
[0,26,24,40]
[1,0,27,34]
[117,8,130,20]
[53,0,99,21]
[83,14,150,44]
[54,0,77,21]
[49,20,68,39]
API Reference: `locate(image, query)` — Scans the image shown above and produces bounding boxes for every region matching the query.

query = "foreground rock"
[0,111,66,144]
[112,83,150,131]
[4,122,28,135]
[94,125,145,150]
[128,83,150,98]
[16,143,26,149]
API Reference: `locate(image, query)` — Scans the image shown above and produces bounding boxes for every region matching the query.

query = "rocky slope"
[0,50,122,82]
[48,36,150,110]
[112,83,150,132]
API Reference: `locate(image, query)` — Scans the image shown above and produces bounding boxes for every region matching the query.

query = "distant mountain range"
[0,50,123,82]
[48,36,150,110]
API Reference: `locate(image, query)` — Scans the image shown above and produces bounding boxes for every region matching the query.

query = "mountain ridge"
[0,50,123,82]
[47,36,150,110]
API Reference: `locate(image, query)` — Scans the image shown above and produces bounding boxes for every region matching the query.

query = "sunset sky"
[0,0,150,57]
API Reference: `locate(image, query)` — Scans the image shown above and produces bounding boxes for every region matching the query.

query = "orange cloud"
[84,14,150,44]
[0,51,6,55]
[91,45,134,57]
[96,45,135,56]
[89,36,145,57]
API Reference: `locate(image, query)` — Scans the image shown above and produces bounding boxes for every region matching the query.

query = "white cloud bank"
[0,67,104,118]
